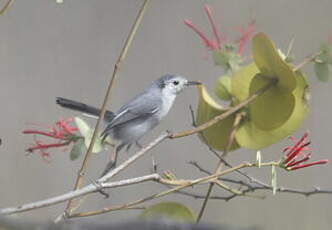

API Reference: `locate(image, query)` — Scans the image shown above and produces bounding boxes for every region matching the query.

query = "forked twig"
[196,113,242,222]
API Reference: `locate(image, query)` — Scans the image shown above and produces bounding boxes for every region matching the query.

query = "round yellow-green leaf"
[235,72,309,149]
[140,202,195,222]
[249,74,295,130]
[252,33,297,92]
[196,85,239,151]
[231,63,259,102]
[215,75,232,101]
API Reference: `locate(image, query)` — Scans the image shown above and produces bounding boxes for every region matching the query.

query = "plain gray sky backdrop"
[0,0,332,229]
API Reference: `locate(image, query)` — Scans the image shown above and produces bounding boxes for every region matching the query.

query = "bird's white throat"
[158,90,177,119]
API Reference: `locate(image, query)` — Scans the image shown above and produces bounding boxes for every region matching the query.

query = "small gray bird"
[56,74,201,175]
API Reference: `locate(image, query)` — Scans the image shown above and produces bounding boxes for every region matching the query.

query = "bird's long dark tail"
[56,97,115,121]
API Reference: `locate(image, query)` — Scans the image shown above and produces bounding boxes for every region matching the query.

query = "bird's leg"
[125,144,132,153]
[110,145,119,168]
[100,144,123,178]
[96,145,123,198]
[125,141,143,153]
[135,141,143,149]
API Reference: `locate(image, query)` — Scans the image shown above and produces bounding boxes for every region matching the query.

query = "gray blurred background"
[0,0,332,229]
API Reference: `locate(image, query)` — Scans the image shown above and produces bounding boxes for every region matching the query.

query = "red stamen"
[287,160,329,171]
[57,119,77,135]
[26,142,70,152]
[285,132,309,157]
[282,146,291,153]
[184,19,218,50]
[284,142,311,164]
[23,130,65,139]
[236,20,255,54]
[204,4,222,49]
[286,154,311,167]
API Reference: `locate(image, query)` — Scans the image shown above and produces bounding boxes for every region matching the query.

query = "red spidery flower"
[282,132,328,171]
[184,4,255,55]
[235,20,255,55]
[23,118,78,161]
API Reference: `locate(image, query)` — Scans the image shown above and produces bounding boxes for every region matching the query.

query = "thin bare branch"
[3,154,331,218]
[98,132,170,183]
[196,113,242,222]
[188,107,252,180]
[188,162,332,200]
[69,163,254,218]
[173,189,233,201]
[294,51,322,71]
[0,174,159,215]
[174,185,332,202]
[213,180,265,199]
[0,132,168,215]
[65,0,151,215]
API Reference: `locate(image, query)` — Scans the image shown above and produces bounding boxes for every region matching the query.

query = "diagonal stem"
[293,51,322,71]
[63,0,150,216]
[0,133,168,216]
[196,113,242,223]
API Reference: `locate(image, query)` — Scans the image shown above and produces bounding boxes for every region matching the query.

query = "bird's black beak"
[186,81,202,86]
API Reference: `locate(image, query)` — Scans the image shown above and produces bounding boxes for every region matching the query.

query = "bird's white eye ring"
[173,81,179,86]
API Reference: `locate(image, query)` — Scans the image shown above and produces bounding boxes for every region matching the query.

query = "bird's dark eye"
[173,81,179,86]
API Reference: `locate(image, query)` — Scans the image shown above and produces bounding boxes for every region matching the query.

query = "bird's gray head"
[154,74,201,95]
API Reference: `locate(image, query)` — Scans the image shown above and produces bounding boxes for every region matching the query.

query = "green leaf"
[74,117,104,153]
[212,50,229,67]
[232,33,298,131]
[232,61,295,131]
[249,74,295,130]
[74,117,91,138]
[140,202,195,222]
[252,33,297,92]
[212,48,242,75]
[314,62,330,82]
[214,76,232,101]
[196,85,239,151]
[70,138,85,161]
[231,63,260,102]
[319,44,332,64]
[235,71,309,149]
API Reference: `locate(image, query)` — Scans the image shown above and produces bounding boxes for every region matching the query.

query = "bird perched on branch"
[56,74,201,176]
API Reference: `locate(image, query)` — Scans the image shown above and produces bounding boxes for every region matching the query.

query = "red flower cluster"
[184,4,255,55]
[282,132,328,171]
[23,118,78,160]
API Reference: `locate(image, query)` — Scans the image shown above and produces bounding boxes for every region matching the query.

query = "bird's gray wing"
[101,92,160,136]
